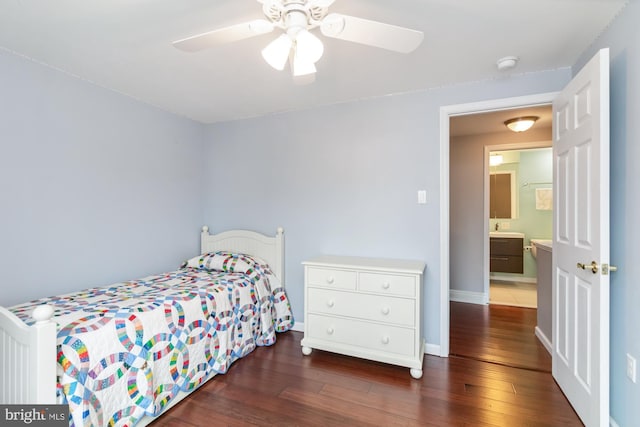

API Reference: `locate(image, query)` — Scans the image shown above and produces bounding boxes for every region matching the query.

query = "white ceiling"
[450,105,552,137]
[0,0,628,124]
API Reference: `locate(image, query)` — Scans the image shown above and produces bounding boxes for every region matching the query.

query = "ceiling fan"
[172,0,424,80]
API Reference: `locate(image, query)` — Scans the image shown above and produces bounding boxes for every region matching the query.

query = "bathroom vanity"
[489,231,524,273]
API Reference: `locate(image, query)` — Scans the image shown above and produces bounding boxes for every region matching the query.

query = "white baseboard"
[534,326,552,355]
[425,342,441,356]
[609,416,620,427]
[291,321,304,333]
[490,275,537,284]
[449,289,488,305]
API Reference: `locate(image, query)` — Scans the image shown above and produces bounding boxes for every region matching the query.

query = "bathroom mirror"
[489,151,518,219]
[490,170,517,218]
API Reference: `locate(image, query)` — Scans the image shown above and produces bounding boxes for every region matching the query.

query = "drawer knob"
[326,276,335,284]
[381,307,390,315]
[327,327,334,335]
[327,300,335,308]
[382,282,391,290]
[381,336,390,345]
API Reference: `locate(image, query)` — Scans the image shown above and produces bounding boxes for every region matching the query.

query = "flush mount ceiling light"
[172,0,424,81]
[496,56,518,71]
[504,116,539,132]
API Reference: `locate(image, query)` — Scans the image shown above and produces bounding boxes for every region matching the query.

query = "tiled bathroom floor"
[490,281,537,308]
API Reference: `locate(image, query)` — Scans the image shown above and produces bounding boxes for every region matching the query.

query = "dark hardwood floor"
[151,305,580,426]
[450,301,552,372]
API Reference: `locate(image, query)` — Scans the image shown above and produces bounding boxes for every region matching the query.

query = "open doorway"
[449,105,552,304]
[447,103,553,370]
[437,92,558,359]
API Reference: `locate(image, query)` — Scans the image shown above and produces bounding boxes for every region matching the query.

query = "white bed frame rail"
[0,305,57,404]
[0,226,285,409]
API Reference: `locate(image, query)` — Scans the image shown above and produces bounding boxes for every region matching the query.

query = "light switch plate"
[627,354,637,383]
[417,190,427,204]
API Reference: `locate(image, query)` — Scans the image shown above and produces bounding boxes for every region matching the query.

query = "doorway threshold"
[490,281,537,308]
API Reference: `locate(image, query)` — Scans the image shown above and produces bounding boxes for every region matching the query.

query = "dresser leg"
[302,346,313,356]
[410,368,423,379]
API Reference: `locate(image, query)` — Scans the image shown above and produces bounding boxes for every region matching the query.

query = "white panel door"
[552,48,610,427]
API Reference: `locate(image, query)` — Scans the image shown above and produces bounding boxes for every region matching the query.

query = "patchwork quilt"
[10,252,294,427]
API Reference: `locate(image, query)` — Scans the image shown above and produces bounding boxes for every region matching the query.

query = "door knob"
[577,261,599,274]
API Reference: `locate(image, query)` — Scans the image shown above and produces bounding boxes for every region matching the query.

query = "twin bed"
[0,226,293,427]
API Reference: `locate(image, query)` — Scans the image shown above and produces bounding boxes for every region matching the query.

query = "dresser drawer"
[307,288,415,326]
[307,314,415,357]
[490,237,523,256]
[490,255,524,273]
[307,267,356,290]
[359,272,416,297]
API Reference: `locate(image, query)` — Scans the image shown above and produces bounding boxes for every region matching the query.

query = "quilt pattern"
[10,252,293,427]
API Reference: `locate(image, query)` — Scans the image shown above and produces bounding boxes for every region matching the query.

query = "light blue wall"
[0,50,205,307]
[573,0,640,425]
[517,149,553,233]
[203,69,570,346]
[518,149,553,275]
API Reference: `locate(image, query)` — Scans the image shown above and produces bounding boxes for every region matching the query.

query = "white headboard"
[200,226,285,288]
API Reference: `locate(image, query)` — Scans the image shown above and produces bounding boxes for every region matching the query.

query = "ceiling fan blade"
[320,13,423,53]
[173,19,274,52]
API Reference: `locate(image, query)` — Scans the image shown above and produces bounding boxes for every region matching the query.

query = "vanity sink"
[489,231,525,239]
[531,239,552,259]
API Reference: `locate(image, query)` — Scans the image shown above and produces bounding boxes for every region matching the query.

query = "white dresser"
[300,255,426,378]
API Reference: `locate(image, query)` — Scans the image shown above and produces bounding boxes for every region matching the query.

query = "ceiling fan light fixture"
[261,34,292,70]
[294,29,324,64]
[174,0,425,80]
[504,116,539,132]
[291,51,317,77]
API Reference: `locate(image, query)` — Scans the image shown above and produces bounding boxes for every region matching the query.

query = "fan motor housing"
[262,0,329,27]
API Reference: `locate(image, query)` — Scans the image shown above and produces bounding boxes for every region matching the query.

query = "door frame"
[439,92,558,357]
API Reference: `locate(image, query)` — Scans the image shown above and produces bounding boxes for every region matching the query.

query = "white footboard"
[0,305,57,404]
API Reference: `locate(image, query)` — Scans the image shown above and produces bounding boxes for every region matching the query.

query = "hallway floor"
[450,301,551,372]
[490,281,537,308]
